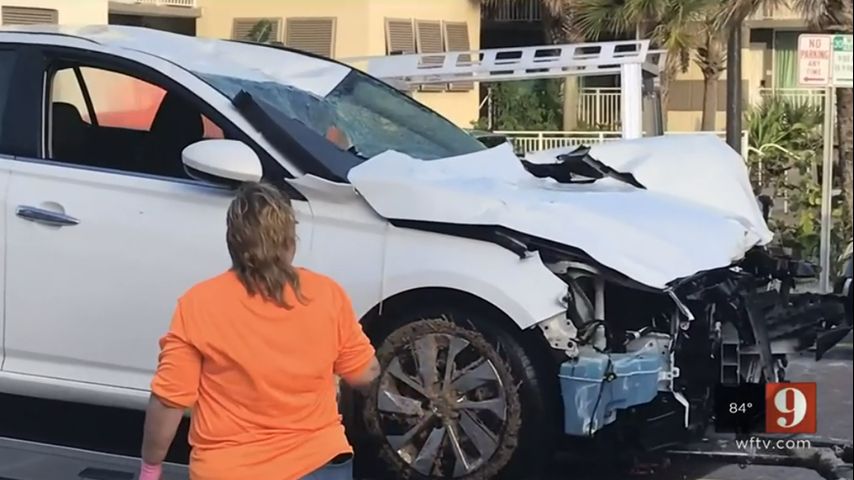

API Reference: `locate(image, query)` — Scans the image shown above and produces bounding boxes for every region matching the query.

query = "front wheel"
[363,310,558,479]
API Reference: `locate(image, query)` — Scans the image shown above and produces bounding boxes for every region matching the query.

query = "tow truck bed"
[0,437,188,480]
[663,434,854,480]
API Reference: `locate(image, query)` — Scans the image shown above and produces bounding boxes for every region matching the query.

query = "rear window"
[0,49,19,143]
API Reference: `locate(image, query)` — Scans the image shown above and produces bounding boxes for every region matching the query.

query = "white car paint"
[0,26,566,409]
[350,138,771,289]
[182,139,263,182]
[287,175,568,330]
[527,134,773,246]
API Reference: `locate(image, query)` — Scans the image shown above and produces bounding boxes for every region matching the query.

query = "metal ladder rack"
[343,39,664,140]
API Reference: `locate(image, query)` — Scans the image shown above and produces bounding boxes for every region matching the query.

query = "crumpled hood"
[348,134,773,289]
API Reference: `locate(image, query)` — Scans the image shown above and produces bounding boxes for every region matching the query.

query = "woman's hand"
[139,461,163,480]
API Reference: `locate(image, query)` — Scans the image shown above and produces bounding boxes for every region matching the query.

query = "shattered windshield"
[197,69,486,164]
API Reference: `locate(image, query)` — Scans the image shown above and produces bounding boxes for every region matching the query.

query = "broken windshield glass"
[197,69,486,167]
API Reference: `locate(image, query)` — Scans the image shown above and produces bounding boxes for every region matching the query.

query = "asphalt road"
[1,344,851,480]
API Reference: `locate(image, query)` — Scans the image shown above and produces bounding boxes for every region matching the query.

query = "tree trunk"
[563,79,580,130]
[659,55,684,131]
[701,74,719,131]
[542,8,580,131]
[837,87,853,225]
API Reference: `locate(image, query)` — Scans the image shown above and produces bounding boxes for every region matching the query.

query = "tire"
[362,307,559,480]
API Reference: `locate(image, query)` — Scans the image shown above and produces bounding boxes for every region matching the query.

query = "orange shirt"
[150,269,375,480]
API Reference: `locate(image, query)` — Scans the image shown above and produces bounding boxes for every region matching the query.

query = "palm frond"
[792,0,840,30]
[716,0,788,30]
[574,0,633,39]
[538,0,568,17]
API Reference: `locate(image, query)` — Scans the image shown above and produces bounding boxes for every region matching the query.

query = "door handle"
[15,205,80,227]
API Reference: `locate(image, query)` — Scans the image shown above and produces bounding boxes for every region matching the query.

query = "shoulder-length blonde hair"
[226,182,307,308]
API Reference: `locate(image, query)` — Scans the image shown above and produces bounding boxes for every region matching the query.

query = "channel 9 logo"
[714,382,817,434]
[766,383,817,433]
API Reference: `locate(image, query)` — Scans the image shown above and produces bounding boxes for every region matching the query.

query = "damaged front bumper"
[551,248,850,440]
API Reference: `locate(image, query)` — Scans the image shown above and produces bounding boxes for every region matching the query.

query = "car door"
[1,47,314,391]
[0,45,20,371]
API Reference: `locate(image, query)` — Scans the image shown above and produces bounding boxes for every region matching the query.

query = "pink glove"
[139,462,162,480]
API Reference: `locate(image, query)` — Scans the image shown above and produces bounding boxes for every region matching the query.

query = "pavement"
[0,342,851,480]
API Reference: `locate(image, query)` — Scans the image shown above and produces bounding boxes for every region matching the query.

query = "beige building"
[0,0,107,24]
[1,0,481,127]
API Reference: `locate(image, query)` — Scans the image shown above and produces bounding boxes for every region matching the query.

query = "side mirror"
[182,139,263,184]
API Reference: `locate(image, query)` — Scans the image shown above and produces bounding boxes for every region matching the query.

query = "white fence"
[574,87,826,130]
[757,88,825,109]
[495,130,750,155]
[578,88,621,129]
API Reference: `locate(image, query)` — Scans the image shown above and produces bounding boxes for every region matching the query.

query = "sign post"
[797,34,851,292]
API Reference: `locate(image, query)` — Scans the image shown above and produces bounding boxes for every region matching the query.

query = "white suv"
[0,26,848,479]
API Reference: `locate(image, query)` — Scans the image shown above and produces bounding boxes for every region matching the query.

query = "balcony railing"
[482,0,542,22]
[112,0,197,7]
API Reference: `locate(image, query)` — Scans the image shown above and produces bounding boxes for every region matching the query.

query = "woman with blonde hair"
[138,182,379,480]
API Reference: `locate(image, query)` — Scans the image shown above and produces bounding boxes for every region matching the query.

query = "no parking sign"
[798,33,853,88]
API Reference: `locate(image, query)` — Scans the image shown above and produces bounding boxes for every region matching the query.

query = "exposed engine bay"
[513,144,850,448]
[537,242,849,449]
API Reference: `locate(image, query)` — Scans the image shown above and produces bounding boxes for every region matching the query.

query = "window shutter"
[385,18,415,55]
[1,6,58,25]
[415,20,446,92]
[443,21,474,91]
[232,18,282,43]
[286,17,336,58]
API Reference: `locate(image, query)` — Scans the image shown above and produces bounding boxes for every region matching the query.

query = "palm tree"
[694,8,728,131]
[721,0,853,226]
[482,0,584,130]
[573,0,715,128]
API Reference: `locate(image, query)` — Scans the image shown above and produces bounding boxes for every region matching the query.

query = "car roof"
[0,24,201,51]
[0,25,350,97]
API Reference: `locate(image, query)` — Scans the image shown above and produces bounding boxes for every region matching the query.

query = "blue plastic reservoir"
[558,349,665,436]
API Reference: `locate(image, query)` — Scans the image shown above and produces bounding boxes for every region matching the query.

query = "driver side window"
[47,62,226,179]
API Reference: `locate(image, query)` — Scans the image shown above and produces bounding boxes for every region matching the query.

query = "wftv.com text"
[735,437,813,450]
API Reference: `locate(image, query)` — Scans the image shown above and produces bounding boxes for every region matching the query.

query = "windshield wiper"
[520,145,646,189]
[346,144,369,160]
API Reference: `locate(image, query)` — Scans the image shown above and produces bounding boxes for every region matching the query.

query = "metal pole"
[819,86,835,293]
[487,86,494,130]
[726,25,743,153]
[620,63,644,139]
